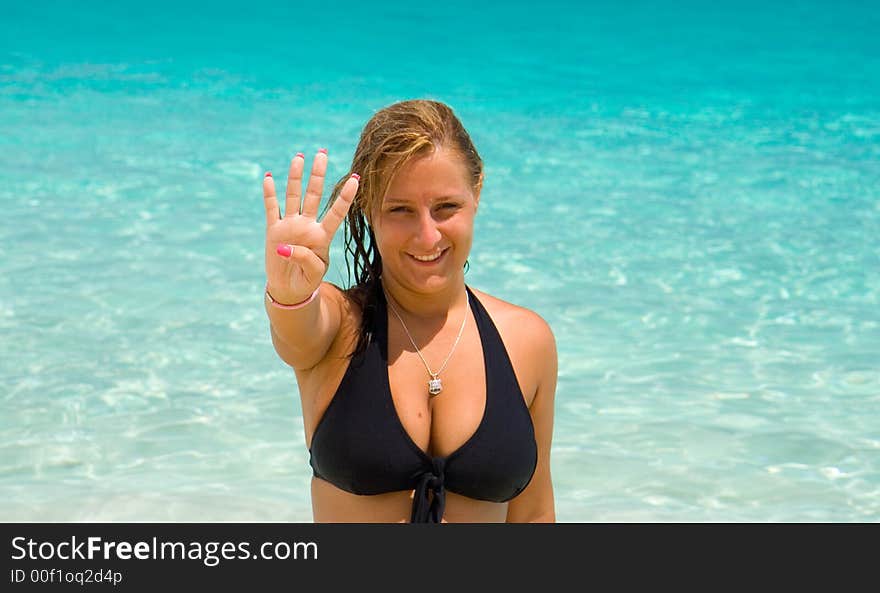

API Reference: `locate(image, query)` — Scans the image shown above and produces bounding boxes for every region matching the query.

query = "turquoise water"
[2,0,879,521]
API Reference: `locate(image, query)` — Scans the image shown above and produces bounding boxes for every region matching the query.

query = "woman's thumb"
[276,243,326,279]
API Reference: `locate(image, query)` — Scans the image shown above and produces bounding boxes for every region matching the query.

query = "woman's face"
[371,146,481,295]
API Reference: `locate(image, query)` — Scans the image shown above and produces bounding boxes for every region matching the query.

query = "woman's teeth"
[411,250,443,262]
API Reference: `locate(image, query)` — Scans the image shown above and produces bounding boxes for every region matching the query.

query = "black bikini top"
[308,284,537,523]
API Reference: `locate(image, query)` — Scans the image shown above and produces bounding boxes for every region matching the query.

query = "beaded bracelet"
[265,284,320,310]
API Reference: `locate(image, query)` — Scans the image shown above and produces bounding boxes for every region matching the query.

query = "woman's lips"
[407,247,449,265]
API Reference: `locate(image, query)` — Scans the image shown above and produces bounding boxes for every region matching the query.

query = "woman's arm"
[266,282,344,371]
[262,151,359,371]
[506,314,558,523]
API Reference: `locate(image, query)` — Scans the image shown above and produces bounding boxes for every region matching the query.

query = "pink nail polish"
[276,244,292,258]
[295,152,304,159]
[265,171,272,178]
[318,148,328,154]
[351,173,360,181]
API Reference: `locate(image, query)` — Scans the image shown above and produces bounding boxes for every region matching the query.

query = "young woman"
[262,100,557,523]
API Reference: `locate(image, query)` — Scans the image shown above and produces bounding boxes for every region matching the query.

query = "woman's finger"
[284,152,305,217]
[273,243,328,294]
[262,172,279,227]
[300,149,328,219]
[288,243,328,284]
[321,174,360,238]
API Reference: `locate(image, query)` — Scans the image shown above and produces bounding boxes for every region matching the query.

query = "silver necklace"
[384,286,470,397]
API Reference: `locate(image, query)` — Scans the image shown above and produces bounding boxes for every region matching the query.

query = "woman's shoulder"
[323,281,364,316]
[469,286,556,405]
[468,286,556,350]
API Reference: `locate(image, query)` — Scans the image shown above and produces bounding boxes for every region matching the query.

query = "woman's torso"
[294,284,540,523]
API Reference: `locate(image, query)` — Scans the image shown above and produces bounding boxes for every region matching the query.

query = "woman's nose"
[414,210,442,246]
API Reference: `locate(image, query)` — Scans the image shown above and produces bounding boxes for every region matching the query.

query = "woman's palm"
[262,150,359,303]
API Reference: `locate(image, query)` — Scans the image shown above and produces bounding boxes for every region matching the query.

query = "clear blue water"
[2,0,878,521]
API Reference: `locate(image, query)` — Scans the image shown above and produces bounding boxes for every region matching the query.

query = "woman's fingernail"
[318,148,328,154]
[295,152,304,159]
[351,173,360,181]
[276,244,292,258]
[265,171,272,178]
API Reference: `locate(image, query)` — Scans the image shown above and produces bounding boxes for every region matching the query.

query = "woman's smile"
[408,247,449,265]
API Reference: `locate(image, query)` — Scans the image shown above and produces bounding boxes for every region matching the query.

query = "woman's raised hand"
[263,149,360,305]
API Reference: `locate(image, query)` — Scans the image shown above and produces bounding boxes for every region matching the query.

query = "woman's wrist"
[265,284,320,310]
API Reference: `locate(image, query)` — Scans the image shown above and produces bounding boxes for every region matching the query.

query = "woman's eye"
[389,207,409,213]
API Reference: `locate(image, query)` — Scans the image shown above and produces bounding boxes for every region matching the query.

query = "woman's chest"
[386,322,488,458]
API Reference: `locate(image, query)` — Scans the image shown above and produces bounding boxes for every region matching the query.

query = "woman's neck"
[380,274,468,323]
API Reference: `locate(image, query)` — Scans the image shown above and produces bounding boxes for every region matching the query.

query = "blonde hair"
[326,99,483,357]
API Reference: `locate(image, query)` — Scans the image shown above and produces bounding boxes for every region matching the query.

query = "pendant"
[428,377,443,397]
